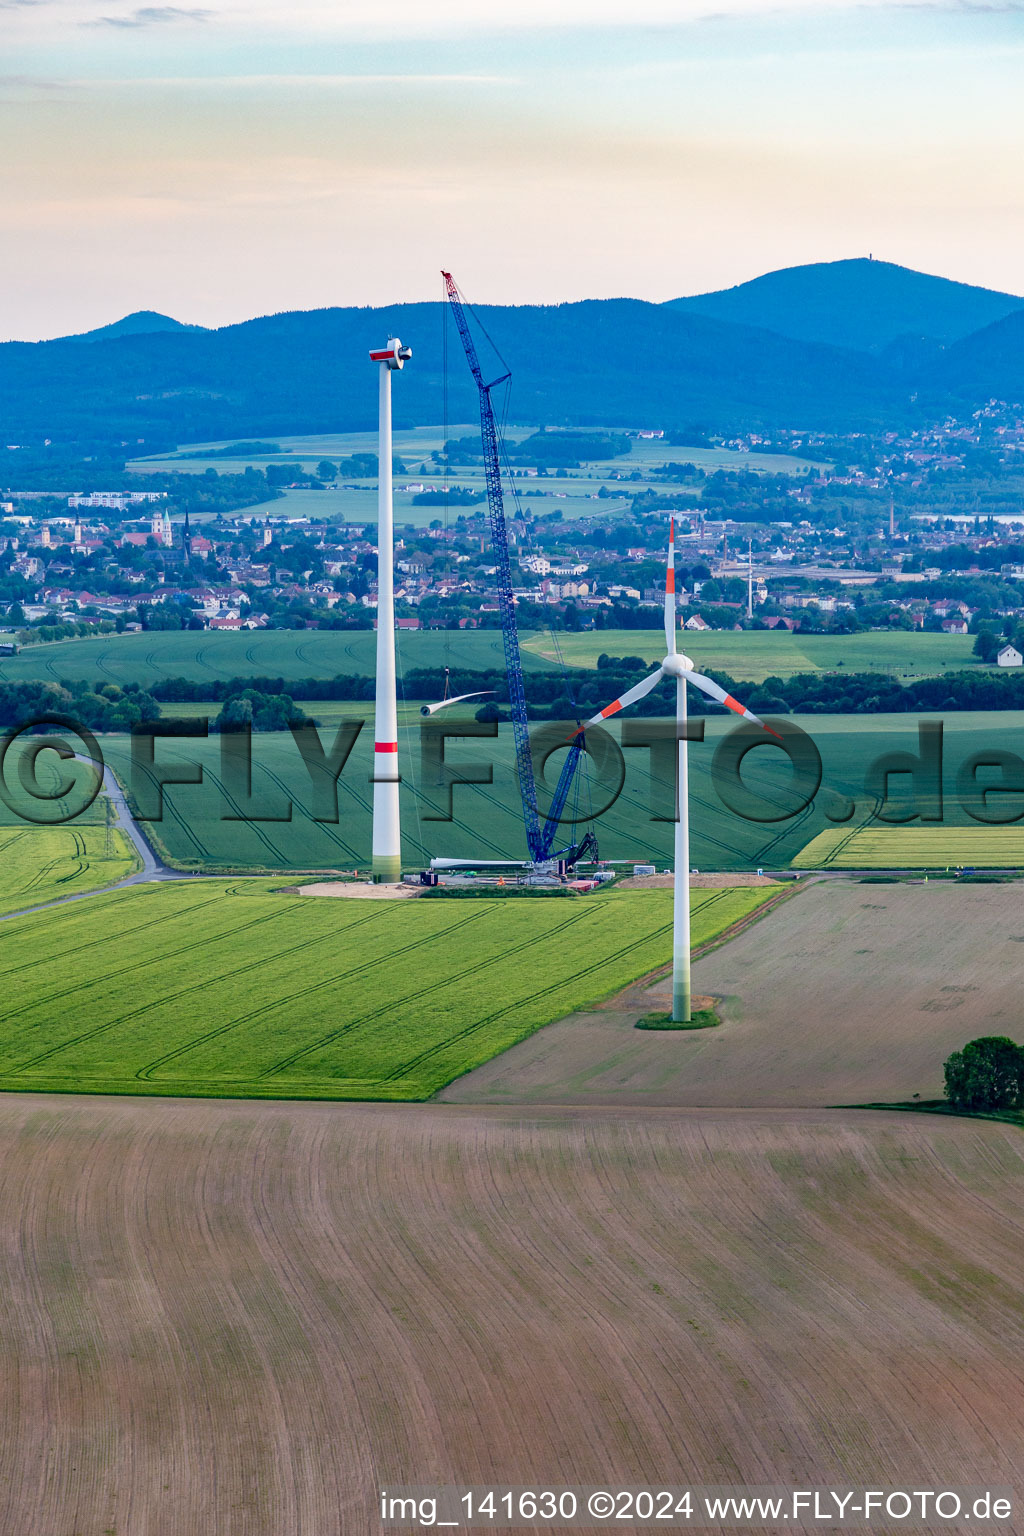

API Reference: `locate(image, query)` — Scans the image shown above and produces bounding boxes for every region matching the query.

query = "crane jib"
[442,272,583,863]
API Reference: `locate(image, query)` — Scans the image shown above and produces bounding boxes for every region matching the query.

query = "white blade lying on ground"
[586,669,663,725]
[686,670,781,737]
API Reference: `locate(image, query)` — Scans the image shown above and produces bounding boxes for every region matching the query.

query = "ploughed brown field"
[2,1096,1024,1535]
[5,879,1024,1533]
[442,881,1023,1107]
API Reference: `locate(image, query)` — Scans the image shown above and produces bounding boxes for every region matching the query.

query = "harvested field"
[1,1096,1023,1535]
[443,880,1024,1107]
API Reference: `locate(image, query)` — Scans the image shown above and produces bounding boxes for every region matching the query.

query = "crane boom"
[442,270,586,864]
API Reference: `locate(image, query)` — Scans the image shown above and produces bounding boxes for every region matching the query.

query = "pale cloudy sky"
[1,0,1022,338]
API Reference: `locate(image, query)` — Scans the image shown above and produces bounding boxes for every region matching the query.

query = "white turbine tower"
[585,521,778,1021]
[369,336,411,883]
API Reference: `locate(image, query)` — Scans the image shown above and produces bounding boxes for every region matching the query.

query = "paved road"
[97,759,195,884]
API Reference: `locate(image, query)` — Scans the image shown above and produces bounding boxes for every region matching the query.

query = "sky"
[1,0,1023,339]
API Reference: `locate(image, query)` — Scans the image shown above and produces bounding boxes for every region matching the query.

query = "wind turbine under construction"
[583,521,779,1023]
[369,334,411,884]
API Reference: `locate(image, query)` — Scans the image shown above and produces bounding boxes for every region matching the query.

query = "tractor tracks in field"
[137,906,495,1082]
[258,906,597,1082]
[0,759,199,924]
[11,905,395,1080]
[381,918,676,1091]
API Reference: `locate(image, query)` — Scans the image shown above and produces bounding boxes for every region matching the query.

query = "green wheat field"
[0,880,773,1101]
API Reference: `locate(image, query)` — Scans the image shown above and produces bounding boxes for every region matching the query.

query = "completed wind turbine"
[584,521,778,1022]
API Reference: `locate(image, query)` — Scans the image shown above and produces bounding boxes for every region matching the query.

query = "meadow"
[0,625,979,696]
[129,425,823,478]
[0,881,770,1101]
[0,625,547,688]
[523,626,978,680]
[4,709,1021,873]
[0,826,138,916]
[94,713,837,873]
[114,711,1024,873]
[125,425,821,527]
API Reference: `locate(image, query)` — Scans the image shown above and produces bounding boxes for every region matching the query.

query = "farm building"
[997,643,1023,667]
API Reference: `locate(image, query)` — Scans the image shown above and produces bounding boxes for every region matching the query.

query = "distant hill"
[64,310,207,344]
[0,298,908,448]
[667,258,1023,354]
[3,267,1024,451]
[924,308,1024,405]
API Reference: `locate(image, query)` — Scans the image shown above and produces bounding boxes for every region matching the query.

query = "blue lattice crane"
[442,270,594,867]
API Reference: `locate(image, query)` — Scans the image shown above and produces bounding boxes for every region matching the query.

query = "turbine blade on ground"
[686,670,782,737]
[586,669,664,725]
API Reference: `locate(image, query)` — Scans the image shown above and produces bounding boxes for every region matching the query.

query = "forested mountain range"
[2,261,1021,450]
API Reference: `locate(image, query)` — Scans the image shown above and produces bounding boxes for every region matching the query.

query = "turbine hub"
[662,652,694,677]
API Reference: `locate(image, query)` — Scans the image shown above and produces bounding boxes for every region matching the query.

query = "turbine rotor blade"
[420,690,494,717]
[665,517,676,655]
[686,670,782,738]
[586,669,664,725]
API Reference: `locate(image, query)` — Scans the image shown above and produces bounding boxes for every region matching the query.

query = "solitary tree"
[973,630,1000,663]
[944,1036,1024,1112]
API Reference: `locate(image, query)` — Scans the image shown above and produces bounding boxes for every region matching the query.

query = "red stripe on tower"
[374,741,398,752]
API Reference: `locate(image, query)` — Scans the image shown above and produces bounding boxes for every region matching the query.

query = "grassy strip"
[854,1099,1024,1129]
[636,1007,720,1031]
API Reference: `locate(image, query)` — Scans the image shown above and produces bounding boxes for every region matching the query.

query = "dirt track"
[443,880,1023,1107]
[2,1095,1024,1534]
[619,872,783,889]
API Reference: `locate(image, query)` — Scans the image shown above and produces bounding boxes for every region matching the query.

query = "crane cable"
[442,276,451,677]
[395,605,427,858]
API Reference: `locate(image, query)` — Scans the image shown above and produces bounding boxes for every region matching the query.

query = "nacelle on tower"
[369,337,412,370]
